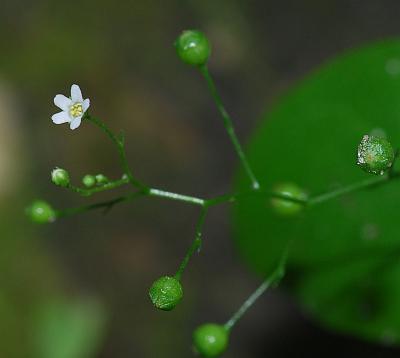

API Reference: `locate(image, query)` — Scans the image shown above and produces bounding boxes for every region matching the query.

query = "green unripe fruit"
[175,30,211,66]
[357,135,394,175]
[95,174,108,185]
[51,167,70,187]
[270,182,307,216]
[82,174,96,188]
[149,276,183,311]
[193,323,229,357]
[27,200,56,224]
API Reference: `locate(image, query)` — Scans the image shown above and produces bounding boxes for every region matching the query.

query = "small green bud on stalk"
[357,135,394,175]
[270,182,307,216]
[82,174,96,188]
[175,30,211,66]
[26,200,56,224]
[149,276,183,311]
[193,323,229,357]
[95,174,108,185]
[51,167,70,187]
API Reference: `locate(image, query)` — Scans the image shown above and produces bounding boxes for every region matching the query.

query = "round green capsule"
[357,135,394,175]
[175,30,211,66]
[193,323,229,357]
[270,182,307,216]
[51,167,70,187]
[82,174,96,188]
[149,276,183,311]
[26,200,56,224]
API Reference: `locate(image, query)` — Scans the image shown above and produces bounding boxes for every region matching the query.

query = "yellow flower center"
[69,103,83,118]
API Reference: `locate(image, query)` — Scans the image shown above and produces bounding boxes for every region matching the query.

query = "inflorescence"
[27,29,399,357]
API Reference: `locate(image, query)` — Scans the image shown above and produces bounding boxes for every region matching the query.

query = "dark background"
[2,0,400,357]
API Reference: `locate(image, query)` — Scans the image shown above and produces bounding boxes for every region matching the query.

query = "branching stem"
[47,72,400,336]
[61,172,400,215]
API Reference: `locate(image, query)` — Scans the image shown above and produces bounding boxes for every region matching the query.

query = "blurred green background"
[3,0,400,357]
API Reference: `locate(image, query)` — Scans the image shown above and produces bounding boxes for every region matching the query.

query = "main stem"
[199,65,260,191]
[224,245,290,332]
[63,116,400,221]
[60,171,400,217]
[148,188,205,207]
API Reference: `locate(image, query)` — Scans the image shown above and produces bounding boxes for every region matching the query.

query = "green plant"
[28,31,400,355]
[149,276,183,311]
[357,135,394,175]
[193,324,229,357]
[51,168,70,187]
[27,200,56,224]
[234,39,400,346]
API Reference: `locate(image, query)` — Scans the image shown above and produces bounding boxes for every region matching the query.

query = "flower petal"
[71,84,83,102]
[69,116,82,130]
[52,111,70,124]
[82,98,90,112]
[54,95,72,111]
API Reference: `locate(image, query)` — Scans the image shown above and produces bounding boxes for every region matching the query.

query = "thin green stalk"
[224,245,290,332]
[55,187,206,219]
[68,177,130,197]
[148,188,205,206]
[307,172,399,206]
[79,113,400,215]
[55,191,145,218]
[199,65,260,191]
[205,190,307,207]
[175,207,208,281]
[86,115,147,190]
[208,172,400,208]
[56,171,400,219]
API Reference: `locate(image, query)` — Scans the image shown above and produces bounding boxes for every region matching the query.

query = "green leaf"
[233,39,400,344]
[33,297,106,358]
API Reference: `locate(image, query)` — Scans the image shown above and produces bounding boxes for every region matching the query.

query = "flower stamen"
[69,103,83,118]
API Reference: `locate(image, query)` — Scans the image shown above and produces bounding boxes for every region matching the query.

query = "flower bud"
[26,200,56,224]
[95,174,108,185]
[175,30,211,66]
[193,323,229,357]
[82,174,96,188]
[270,182,307,216]
[149,276,183,311]
[357,135,394,175]
[51,167,70,187]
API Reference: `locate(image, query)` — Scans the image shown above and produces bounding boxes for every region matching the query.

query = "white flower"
[52,84,90,130]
